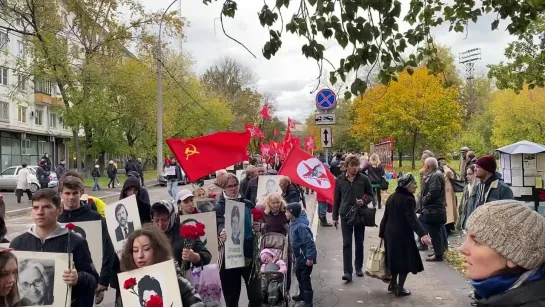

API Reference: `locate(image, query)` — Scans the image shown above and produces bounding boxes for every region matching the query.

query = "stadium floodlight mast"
[459,48,481,120]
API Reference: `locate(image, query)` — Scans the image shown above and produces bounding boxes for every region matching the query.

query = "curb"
[5,183,161,219]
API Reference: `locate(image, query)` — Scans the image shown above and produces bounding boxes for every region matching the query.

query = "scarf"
[152,200,178,232]
[471,264,545,299]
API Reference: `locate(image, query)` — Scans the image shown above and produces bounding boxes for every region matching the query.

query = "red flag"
[273,128,278,137]
[279,147,336,204]
[259,103,271,120]
[245,124,265,138]
[304,135,316,151]
[166,131,250,182]
[260,143,272,157]
[287,118,296,129]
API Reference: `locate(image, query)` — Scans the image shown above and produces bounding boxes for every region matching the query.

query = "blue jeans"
[318,202,328,217]
[92,177,100,191]
[167,180,179,199]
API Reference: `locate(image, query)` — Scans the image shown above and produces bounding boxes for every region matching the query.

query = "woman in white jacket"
[15,163,32,203]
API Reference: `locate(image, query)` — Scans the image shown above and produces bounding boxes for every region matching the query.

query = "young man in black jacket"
[56,175,116,303]
[333,155,373,282]
[10,188,99,307]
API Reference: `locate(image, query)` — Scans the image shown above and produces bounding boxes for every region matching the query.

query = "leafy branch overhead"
[203,0,545,98]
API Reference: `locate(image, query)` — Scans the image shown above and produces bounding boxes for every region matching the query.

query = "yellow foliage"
[351,68,462,155]
[491,86,545,146]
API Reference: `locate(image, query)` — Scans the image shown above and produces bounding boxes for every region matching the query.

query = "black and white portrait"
[224,200,245,269]
[138,275,163,305]
[18,259,55,306]
[118,260,183,307]
[180,212,219,264]
[195,198,216,213]
[106,195,143,256]
[114,204,134,242]
[256,175,282,203]
[59,220,103,274]
[230,206,241,245]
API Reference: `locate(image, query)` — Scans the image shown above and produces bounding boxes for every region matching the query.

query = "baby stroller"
[259,232,291,307]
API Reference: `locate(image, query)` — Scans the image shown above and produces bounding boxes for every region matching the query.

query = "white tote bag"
[365,239,390,282]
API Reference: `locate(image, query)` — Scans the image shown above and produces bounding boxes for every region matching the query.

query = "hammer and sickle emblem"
[184,144,199,160]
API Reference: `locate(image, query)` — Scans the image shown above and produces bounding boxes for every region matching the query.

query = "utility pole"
[459,48,481,119]
[156,0,180,177]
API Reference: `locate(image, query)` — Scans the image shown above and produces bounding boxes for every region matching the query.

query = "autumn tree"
[203,0,541,98]
[488,16,545,91]
[0,0,183,171]
[490,86,545,146]
[351,67,462,169]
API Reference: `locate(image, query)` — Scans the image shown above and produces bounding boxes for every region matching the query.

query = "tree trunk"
[72,129,82,172]
[398,151,403,167]
[410,131,418,170]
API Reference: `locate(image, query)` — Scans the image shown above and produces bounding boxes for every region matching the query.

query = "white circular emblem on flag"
[296,158,331,189]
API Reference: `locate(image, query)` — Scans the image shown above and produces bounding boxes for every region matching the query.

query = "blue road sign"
[315,89,337,110]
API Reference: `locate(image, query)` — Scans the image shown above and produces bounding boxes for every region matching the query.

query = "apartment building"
[0,20,72,171]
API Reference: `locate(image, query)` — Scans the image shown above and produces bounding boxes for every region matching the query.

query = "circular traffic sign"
[315,89,337,110]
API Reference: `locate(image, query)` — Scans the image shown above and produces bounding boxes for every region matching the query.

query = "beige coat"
[443,166,458,225]
[16,167,31,190]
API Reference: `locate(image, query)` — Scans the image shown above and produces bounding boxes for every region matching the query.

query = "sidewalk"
[312,208,472,306]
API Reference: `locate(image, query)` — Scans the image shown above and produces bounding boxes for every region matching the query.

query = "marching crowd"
[1,148,545,307]
[0,158,318,307]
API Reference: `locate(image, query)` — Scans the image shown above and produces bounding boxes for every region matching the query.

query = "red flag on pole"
[166,131,250,182]
[304,135,316,151]
[287,118,296,129]
[259,103,271,120]
[245,124,265,138]
[279,147,336,204]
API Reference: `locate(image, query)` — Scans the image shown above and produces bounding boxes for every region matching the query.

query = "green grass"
[83,170,158,188]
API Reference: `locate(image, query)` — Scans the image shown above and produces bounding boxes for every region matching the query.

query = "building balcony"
[35,92,52,105]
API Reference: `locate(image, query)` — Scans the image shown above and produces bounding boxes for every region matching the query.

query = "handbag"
[346,203,377,227]
[380,177,389,191]
[365,239,390,281]
[449,177,465,193]
[186,264,226,307]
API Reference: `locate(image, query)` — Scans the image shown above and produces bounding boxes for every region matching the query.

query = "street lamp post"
[157,0,179,177]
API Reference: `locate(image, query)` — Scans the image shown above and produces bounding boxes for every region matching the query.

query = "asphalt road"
[4,180,219,307]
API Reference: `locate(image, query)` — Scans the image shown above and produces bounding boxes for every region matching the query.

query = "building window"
[17,40,25,58]
[17,106,27,123]
[0,32,8,51]
[35,109,43,125]
[34,79,52,95]
[0,67,7,86]
[21,139,30,155]
[17,74,26,91]
[49,112,57,128]
[0,101,8,122]
[38,141,46,155]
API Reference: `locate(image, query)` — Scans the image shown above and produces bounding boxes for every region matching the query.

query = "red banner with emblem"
[166,131,251,182]
[279,146,336,204]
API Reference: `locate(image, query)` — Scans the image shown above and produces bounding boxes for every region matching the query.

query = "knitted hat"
[397,173,415,188]
[287,202,302,218]
[466,200,545,269]
[476,155,497,174]
[260,248,276,263]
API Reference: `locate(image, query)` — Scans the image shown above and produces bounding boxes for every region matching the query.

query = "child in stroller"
[259,237,290,307]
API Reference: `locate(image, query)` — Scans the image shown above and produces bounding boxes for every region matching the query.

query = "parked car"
[157,168,188,186]
[0,165,58,193]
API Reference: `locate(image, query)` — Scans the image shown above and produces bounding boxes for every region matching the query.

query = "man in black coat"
[279,176,301,204]
[245,165,266,205]
[114,204,135,241]
[420,157,446,262]
[56,175,116,303]
[10,188,98,307]
[333,155,373,282]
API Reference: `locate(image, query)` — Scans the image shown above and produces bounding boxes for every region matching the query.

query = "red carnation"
[146,295,163,307]
[209,193,217,199]
[195,222,206,237]
[180,224,200,240]
[123,277,137,290]
[251,208,264,221]
[65,223,76,231]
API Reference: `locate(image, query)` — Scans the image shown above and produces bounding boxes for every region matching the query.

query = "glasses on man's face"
[21,278,44,290]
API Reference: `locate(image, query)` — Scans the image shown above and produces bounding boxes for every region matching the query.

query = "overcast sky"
[141,0,515,122]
